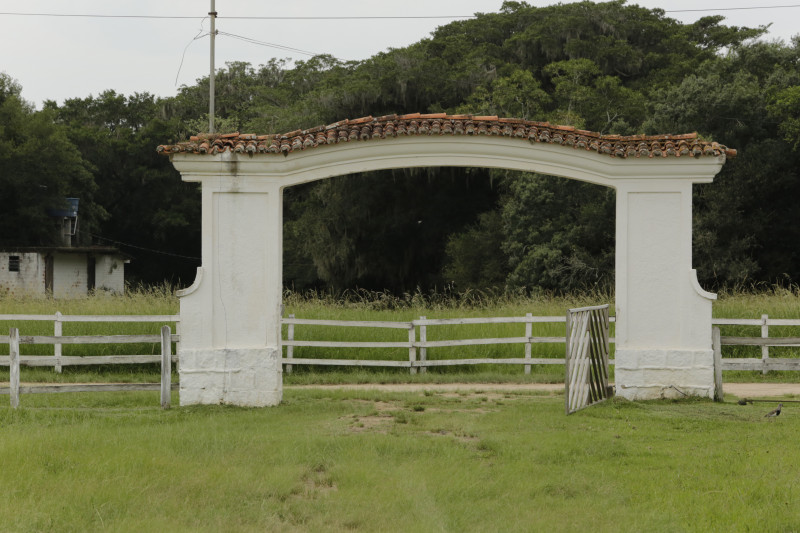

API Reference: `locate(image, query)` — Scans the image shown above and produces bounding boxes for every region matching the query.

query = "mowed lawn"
[2,388,799,532]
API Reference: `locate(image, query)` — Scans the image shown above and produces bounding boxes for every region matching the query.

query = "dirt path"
[288,382,800,398]
[723,383,800,398]
[288,383,565,393]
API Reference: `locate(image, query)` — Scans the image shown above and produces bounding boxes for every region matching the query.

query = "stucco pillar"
[174,152,284,406]
[614,179,716,400]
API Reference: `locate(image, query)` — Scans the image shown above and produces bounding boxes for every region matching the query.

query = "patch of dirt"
[437,391,515,401]
[290,383,564,394]
[724,383,800,398]
[345,414,394,433]
[347,399,400,412]
[424,406,497,414]
[291,382,800,399]
[295,465,337,499]
[426,429,479,443]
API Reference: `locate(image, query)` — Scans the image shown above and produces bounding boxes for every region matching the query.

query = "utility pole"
[209,0,216,133]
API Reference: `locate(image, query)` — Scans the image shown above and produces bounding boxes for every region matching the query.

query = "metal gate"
[565,305,612,414]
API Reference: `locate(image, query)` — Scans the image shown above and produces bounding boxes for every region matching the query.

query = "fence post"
[286,314,294,374]
[419,316,427,374]
[713,327,723,401]
[54,311,63,373]
[524,313,532,375]
[10,327,20,409]
[761,314,769,375]
[160,325,171,409]
[408,324,417,375]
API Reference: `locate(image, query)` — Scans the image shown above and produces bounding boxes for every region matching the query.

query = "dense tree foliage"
[0,74,100,246]
[45,91,201,282]
[2,1,798,292]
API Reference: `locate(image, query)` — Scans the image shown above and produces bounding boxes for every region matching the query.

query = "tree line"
[1,1,798,293]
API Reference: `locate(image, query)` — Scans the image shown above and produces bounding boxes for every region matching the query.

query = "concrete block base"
[179,347,282,406]
[615,348,714,400]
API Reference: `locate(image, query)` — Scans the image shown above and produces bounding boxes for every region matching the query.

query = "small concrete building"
[0,247,128,298]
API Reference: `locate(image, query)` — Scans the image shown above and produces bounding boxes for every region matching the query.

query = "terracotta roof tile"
[157,114,737,159]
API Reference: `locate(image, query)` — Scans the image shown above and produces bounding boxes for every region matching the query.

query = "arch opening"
[282,166,614,296]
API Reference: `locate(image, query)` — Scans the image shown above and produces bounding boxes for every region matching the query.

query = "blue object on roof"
[47,198,79,218]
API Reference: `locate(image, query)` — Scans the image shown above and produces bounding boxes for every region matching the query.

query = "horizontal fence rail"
[0,313,180,372]
[282,315,800,373]
[0,333,180,368]
[3,325,174,408]
[714,315,800,374]
[283,314,611,373]
[1,313,798,377]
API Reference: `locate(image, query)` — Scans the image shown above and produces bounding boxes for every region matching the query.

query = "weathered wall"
[94,255,125,293]
[0,252,46,296]
[52,253,88,298]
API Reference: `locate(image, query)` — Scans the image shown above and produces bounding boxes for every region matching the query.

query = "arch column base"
[179,347,282,407]
[614,348,715,400]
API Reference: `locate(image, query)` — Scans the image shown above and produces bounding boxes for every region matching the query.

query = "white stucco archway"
[159,114,734,406]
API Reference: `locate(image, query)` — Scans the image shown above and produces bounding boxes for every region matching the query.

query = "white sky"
[1,0,798,108]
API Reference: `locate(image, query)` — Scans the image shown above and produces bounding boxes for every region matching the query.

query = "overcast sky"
[1,1,798,108]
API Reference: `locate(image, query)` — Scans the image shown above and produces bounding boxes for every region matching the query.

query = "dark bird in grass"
[765,403,783,418]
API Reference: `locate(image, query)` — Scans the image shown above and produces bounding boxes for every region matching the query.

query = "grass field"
[1,387,799,532]
[1,289,799,530]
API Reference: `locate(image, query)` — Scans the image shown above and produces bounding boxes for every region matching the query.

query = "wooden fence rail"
[282,315,800,372]
[2,326,174,409]
[1,313,798,377]
[0,313,180,371]
[283,314,611,373]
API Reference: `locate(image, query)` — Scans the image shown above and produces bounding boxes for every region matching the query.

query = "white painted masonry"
[94,255,126,293]
[0,248,127,298]
[51,253,88,298]
[0,252,46,295]
[169,134,726,406]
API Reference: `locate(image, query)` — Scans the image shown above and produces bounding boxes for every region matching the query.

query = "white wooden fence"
[3,326,175,409]
[714,315,800,372]
[0,313,180,371]
[0,314,178,408]
[284,314,800,372]
[283,313,587,373]
[0,313,798,404]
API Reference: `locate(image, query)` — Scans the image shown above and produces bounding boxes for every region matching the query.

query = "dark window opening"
[9,256,20,272]
[88,255,96,290]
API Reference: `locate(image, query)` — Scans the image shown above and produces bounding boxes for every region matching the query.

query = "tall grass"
[0,285,178,382]
[281,287,614,380]
[0,283,178,315]
[711,284,800,382]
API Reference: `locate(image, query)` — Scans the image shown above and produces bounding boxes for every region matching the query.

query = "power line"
[175,18,210,86]
[1,5,799,20]
[89,233,200,262]
[232,6,800,16]
[217,31,321,57]
[0,12,474,20]
[664,5,800,13]
[1,5,800,20]
[0,12,203,19]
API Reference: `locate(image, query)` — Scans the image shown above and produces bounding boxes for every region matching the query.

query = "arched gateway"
[158,114,735,406]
